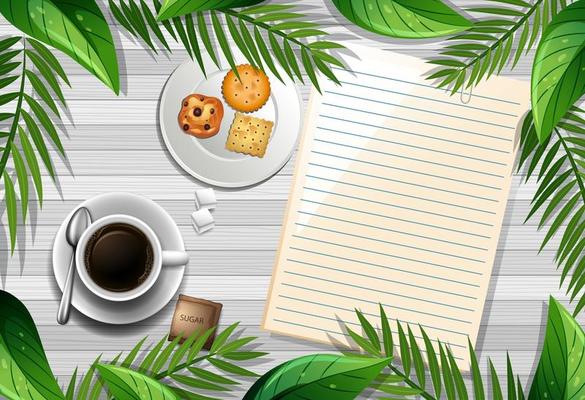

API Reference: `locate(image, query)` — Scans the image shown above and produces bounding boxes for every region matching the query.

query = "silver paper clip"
[460,85,473,104]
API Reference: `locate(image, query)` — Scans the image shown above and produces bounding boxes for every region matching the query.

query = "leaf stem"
[0,37,26,177]
[220,8,312,53]
[555,128,585,204]
[388,365,437,400]
[152,354,213,380]
[459,0,543,72]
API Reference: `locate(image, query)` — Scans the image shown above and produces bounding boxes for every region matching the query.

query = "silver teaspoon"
[57,207,92,325]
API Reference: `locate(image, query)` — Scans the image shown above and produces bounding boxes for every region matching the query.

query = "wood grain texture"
[0,0,571,397]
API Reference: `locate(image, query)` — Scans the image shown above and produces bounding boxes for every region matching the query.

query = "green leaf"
[25,50,67,106]
[23,94,64,154]
[24,70,60,117]
[65,368,77,400]
[211,11,239,75]
[356,309,381,353]
[397,322,411,378]
[408,327,425,388]
[222,351,267,361]
[422,329,442,398]
[0,0,119,93]
[208,358,257,377]
[138,336,167,373]
[0,37,20,53]
[121,336,147,368]
[243,354,390,400]
[77,355,102,400]
[0,290,64,400]
[11,147,28,220]
[528,297,585,399]
[3,173,17,253]
[97,364,178,400]
[157,0,264,20]
[331,0,472,38]
[468,339,485,400]
[531,0,585,142]
[379,304,393,358]
[210,323,239,353]
[21,110,55,178]
[489,360,504,400]
[188,367,239,385]
[171,374,229,392]
[18,126,43,205]
[152,335,181,374]
[26,39,69,86]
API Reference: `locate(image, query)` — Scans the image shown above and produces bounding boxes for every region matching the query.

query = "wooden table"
[1,1,575,396]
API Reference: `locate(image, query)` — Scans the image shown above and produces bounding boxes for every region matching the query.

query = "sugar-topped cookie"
[178,94,224,139]
[222,65,270,113]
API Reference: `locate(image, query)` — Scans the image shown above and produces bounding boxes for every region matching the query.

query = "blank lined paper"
[263,46,529,367]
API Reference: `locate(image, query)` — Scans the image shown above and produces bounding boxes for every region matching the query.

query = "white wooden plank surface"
[0,1,572,397]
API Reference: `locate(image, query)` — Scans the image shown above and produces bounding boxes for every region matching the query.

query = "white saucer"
[159,55,302,188]
[52,192,186,324]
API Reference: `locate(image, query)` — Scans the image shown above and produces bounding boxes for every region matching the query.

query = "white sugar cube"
[191,209,214,234]
[195,188,217,210]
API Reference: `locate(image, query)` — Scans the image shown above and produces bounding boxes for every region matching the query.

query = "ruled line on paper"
[294,224,486,263]
[311,144,504,189]
[278,295,473,331]
[296,210,489,251]
[311,140,506,178]
[290,235,484,275]
[324,90,517,130]
[306,169,500,204]
[285,266,478,308]
[336,80,519,117]
[275,307,469,341]
[285,258,478,299]
[272,316,468,358]
[302,187,495,227]
[280,283,474,324]
[299,199,492,239]
[331,66,522,105]
[319,117,512,157]
[323,103,513,142]
[288,246,483,282]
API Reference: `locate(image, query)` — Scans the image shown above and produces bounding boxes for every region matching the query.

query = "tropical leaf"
[531,0,585,142]
[0,0,119,93]
[427,0,568,94]
[109,1,344,90]
[68,324,264,399]
[96,365,179,400]
[331,0,472,39]
[528,297,585,399]
[346,306,524,399]
[519,108,585,315]
[0,37,68,254]
[157,0,264,20]
[243,354,389,400]
[0,290,64,400]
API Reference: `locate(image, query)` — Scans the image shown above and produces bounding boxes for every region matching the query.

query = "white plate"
[52,192,186,324]
[159,56,302,188]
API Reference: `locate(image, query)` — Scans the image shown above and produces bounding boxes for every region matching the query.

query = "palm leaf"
[519,108,585,315]
[67,325,263,399]
[108,2,345,90]
[346,306,519,398]
[427,0,567,92]
[0,36,68,255]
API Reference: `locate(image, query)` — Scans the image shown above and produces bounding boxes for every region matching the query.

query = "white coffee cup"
[75,214,189,302]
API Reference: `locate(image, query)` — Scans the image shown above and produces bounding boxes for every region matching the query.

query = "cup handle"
[161,250,189,267]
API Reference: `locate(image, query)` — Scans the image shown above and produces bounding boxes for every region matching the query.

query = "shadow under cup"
[75,214,188,302]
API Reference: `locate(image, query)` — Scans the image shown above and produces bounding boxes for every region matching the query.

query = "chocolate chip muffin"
[178,94,224,139]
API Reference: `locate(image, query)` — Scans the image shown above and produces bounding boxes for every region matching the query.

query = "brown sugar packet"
[169,295,223,349]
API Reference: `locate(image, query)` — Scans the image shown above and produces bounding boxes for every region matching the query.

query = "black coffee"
[84,223,153,292]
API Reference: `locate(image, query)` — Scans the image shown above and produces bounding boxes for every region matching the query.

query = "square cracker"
[225,113,274,158]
